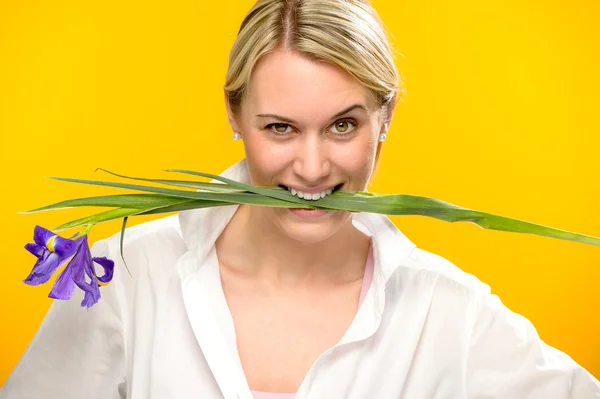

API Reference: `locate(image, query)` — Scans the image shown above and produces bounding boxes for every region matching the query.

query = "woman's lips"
[288,208,329,218]
[281,183,344,218]
[279,183,344,192]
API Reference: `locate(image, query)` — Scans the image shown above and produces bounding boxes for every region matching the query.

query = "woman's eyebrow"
[255,103,368,124]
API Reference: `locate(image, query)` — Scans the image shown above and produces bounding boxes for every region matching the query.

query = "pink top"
[250,242,375,399]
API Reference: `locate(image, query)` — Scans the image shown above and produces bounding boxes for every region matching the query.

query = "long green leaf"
[163,168,312,206]
[279,191,600,246]
[45,173,600,247]
[52,199,195,231]
[95,168,246,193]
[53,208,144,232]
[53,200,232,238]
[136,199,232,214]
[46,176,313,208]
[20,194,192,214]
[120,216,132,277]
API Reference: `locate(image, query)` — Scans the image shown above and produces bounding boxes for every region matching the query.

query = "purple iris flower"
[24,225,115,308]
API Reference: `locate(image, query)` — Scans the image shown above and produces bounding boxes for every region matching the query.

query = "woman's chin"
[271,208,350,244]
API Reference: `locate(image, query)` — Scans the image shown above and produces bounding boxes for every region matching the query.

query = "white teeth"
[286,186,336,200]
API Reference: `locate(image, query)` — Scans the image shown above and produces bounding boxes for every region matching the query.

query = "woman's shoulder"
[104,213,183,247]
[91,214,188,280]
[396,246,491,298]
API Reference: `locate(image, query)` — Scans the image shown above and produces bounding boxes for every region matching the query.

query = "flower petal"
[92,257,115,285]
[23,251,62,286]
[70,237,101,308]
[49,238,89,300]
[81,285,100,308]
[82,245,101,308]
[24,243,45,258]
[52,235,82,258]
[33,225,55,247]
[48,262,76,300]
[70,243,92,291]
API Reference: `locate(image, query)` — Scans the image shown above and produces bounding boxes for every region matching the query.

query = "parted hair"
[224,0,401,116]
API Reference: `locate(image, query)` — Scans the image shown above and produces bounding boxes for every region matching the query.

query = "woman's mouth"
[278,183,343,218]
[278,183,343,201]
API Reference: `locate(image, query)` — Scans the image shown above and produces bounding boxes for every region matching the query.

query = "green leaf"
[163,169,312,206]
[94,168,246,193]
[285,192,600,247]
[19,194,193,214]
[52,208,148,232]
[52,198,196,231]
[120,216,132,277]
[46,176,315,208]
[43,172,600,248]
[136,199,232,214]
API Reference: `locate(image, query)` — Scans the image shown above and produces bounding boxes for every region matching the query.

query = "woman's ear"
[374,92,397,168]
[384,92,398,129]
[224,89,241,133]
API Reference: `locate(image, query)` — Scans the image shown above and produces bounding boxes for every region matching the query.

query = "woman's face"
[225,49,394,243]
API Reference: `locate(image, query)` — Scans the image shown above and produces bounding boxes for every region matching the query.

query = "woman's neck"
[215,205,369,288]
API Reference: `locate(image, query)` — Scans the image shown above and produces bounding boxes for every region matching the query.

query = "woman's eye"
[330,119,357,134]
[266,119,357,136]
[267,123,292,135]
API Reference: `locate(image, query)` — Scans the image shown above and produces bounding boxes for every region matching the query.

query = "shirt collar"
[177,157,417,291]
[177,158,418,349]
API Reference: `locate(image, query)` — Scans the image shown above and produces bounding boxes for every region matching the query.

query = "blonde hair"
[224,0,400,116]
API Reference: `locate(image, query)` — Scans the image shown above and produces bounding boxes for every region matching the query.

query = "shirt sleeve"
[0,238,127,399]
[467,290,600,398]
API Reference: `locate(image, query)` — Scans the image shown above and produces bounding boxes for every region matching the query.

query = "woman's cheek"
[337,136,377,175]
[244,134,293,183]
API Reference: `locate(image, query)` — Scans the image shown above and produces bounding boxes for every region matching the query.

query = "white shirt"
[2,158,599,399]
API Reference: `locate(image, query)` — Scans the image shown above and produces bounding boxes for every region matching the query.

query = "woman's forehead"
[244,49,377,118]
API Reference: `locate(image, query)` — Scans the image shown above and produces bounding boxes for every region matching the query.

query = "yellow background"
[1,0,599,386]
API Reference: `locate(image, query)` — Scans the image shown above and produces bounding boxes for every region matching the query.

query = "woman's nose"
[292,134,331,182]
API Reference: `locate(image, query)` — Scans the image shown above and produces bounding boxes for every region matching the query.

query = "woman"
[2,0,599,398]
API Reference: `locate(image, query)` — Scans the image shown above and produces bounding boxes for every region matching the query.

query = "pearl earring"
[232,131,241,140]
[379,123,389,142]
